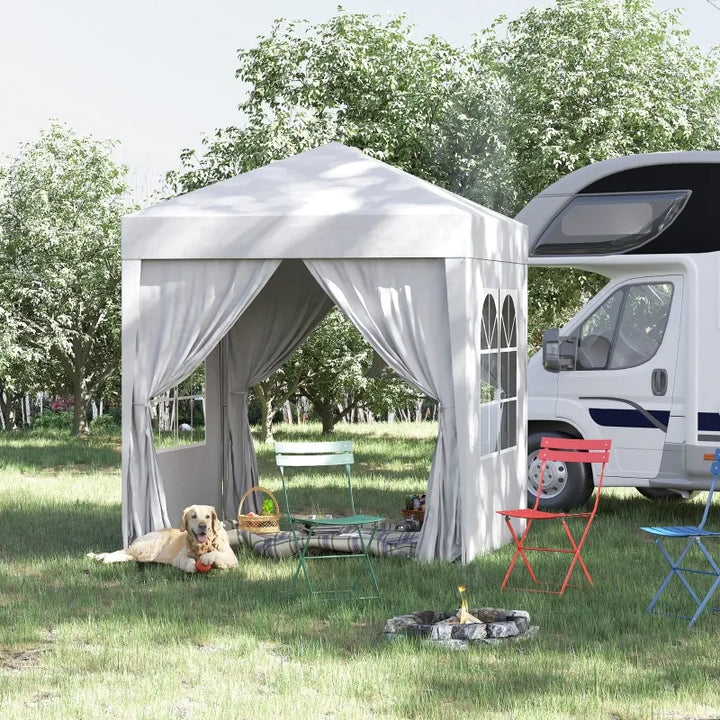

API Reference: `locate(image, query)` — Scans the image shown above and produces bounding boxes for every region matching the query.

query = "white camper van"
[520,151,720,510]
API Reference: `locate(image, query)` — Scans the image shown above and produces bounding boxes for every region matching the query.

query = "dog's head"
[179,504,220,548]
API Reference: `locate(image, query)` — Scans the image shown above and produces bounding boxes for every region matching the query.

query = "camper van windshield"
[531,190,690,256]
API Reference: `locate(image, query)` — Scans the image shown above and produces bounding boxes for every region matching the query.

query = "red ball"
[195,559,212,573]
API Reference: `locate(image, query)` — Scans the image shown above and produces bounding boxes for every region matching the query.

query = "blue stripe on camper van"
[699,413,720,431]
[589,408,670,429]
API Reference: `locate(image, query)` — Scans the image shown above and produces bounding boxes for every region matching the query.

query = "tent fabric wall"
[123,258,279,545]
[223,260,333,519]
[448,256,528,563]
[121,142,528,561]
[305,258,461,561]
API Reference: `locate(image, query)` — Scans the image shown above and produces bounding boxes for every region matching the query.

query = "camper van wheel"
[527,431,594,511]
[636,487,690,502]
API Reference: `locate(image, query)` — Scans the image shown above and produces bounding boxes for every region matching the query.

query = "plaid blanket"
[230,527,418,559]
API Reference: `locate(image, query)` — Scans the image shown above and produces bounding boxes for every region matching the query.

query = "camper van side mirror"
[542,328,560,371]
[542,328,576,372]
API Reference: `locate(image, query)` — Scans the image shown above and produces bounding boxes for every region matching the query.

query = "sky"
[1,0,718,202]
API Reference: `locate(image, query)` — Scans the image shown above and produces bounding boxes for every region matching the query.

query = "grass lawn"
[1,423,720,719]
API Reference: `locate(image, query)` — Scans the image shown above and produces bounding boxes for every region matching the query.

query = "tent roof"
[123,143,524,262]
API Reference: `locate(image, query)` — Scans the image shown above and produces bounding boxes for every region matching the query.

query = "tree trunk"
[169,388,177,437]
[158,394,170,432]
[260,396,274,443]
[71,379,89,435]
[319,403,335,435]
[72,394,89,435]
[252,381,275,443]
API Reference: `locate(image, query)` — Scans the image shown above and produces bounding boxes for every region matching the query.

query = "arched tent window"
[480,293,499,456]
[481,293,498,351]
[500,293,518,451]
[479,291,518,456]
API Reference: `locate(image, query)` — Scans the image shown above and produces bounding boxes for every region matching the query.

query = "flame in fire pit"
[458,585,468,613]
[457,585,478,624]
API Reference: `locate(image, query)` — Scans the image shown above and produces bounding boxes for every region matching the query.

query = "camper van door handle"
[652,368,668,396]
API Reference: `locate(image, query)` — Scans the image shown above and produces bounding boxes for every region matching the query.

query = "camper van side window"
[574,282,672,371]
[609,283,672,369]
[575,293,623,370]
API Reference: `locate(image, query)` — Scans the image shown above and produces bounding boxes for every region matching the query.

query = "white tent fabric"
[123,259,279,545]
[305,259,459,561]
[121,142,528,563]
[224,260,333,519]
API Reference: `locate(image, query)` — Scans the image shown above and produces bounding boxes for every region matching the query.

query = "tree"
[294,310,373,435]
[166,11,473,433]
[0,122,132,434]
[470,0,720,347]
[0,303,34,428]
[364,368,431,423]
[251,360,307,443]
[167,2,720,398]
[167,11,485,195]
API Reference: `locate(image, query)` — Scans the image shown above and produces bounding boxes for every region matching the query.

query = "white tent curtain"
[304,258,461,561]
[224,260,333,518]
[125,258,280,544]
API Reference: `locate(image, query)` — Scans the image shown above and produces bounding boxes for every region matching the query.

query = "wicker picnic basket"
[237,486,281,534]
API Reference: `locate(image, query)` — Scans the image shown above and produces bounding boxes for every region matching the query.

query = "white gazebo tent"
[121,143,528,563]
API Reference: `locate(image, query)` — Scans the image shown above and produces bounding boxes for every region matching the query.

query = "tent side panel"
[479,257,527,562]
[447,255,528,564]
[445,257,481,562]
[155,343,224,525]
[122,259,141,548]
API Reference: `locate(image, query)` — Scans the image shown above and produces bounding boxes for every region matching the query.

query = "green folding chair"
[275,440,384,598]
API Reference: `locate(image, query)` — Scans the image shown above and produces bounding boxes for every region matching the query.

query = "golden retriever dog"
[87,504,238,573]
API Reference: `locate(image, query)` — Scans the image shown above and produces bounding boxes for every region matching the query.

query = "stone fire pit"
[384,608,538,649]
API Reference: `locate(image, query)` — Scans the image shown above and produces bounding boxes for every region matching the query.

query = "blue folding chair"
[641,449,720,627]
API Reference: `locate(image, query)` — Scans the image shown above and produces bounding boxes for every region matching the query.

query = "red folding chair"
[497,437,612,595]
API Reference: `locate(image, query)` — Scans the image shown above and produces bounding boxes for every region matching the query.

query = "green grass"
[1,424,720,719]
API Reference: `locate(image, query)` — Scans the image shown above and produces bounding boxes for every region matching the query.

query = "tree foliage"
[167,12,484,195]
[482,0,720,216]
[251,361,307,443]
[167,1,720,417]
[472,0,720,346]
[294,310,374,435]
[167,11,465,433]
[0,122,132,434]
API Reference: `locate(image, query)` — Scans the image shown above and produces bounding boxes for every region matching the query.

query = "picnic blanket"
[228,526,418,559]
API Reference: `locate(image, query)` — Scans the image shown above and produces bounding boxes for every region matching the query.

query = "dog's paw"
[184,558,198,573]
[200,551,217,566]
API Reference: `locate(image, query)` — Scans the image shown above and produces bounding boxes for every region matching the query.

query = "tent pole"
[219,335,227,520]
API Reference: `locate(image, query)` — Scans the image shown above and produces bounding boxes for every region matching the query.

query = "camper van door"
[555,275,683,480]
